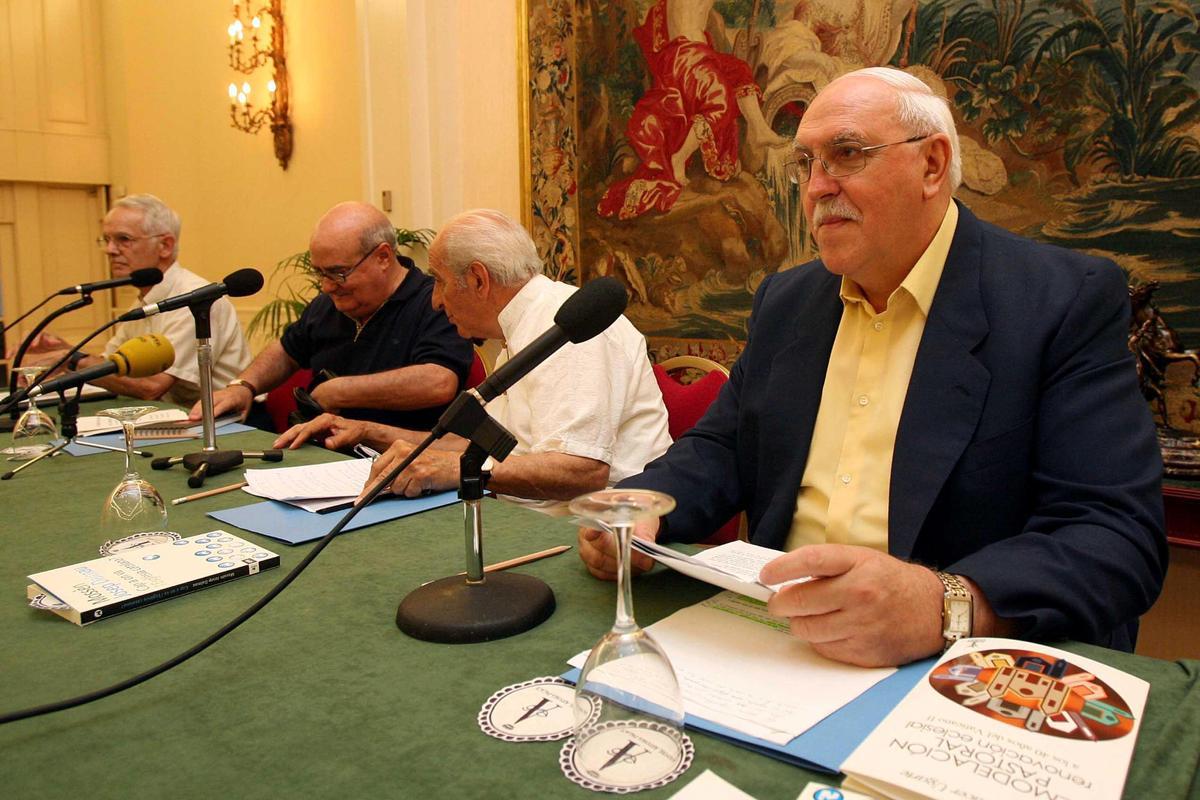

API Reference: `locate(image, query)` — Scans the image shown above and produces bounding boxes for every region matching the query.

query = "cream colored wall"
[100,0,367,347]
[363,0,523,257]
[97,0,523,353]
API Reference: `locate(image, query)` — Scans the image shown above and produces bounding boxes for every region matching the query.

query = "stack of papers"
[244,458,376,512]
[568,592,896,746]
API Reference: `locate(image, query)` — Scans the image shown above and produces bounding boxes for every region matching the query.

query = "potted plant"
[248,226,435,341]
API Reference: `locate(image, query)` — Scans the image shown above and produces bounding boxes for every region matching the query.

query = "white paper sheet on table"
[569,591,895,746]
[243,458,375,512]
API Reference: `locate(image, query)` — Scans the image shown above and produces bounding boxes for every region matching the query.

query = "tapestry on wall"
[523,0,1200,426]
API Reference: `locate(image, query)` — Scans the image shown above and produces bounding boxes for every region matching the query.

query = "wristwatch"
[65,351,87,371]
[935,571,973,651]
[228,378,259,397]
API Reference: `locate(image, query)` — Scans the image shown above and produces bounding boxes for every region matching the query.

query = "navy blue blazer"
[624,203,1167,652]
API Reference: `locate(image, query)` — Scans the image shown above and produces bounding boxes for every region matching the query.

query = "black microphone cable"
[0,436,436,724]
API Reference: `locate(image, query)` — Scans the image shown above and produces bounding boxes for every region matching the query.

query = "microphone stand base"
[396,572,555,644]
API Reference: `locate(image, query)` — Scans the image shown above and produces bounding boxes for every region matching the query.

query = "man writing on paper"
[274,208,672,512]
[15,194,252,405]
[192,202,474,432]
[579,67,1167,667]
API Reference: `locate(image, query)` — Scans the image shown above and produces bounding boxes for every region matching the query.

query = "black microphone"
[58,268,163,296]
[28,334,175,398]
[473,276,627,404]
[117,268,263,322]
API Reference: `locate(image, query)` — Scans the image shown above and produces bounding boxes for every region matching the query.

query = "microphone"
[473,276,627,404]
[58,268,163,296]
[28,334,175,398]
[117,268,263,322]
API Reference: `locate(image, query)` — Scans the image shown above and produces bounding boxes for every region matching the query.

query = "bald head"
[311,201,398,256]
[309,201,403,322]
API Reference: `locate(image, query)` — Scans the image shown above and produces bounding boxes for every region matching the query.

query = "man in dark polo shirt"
[192,201,473,432]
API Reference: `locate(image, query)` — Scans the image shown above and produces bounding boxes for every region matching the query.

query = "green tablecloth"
[2,421,1198,799]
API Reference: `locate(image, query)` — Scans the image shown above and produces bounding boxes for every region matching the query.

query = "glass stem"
[121,420,137,476]
[613,523,637,634]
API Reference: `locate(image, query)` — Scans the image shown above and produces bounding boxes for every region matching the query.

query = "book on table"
[839,636,1148,800]
[26,530,280,625]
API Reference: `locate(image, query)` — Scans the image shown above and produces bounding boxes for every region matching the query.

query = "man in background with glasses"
[16,193,251,406]
[196,201,472,433]
[580,67,1166,668]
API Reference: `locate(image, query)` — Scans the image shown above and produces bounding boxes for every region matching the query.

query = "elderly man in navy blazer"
[579,67,1166,668]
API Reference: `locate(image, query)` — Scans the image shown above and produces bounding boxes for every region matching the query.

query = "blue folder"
[207,491,460,544]
[563,656,930,774]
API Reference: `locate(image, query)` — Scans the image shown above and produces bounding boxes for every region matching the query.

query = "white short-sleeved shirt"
[488,275,672,513]
[104,263,252,406]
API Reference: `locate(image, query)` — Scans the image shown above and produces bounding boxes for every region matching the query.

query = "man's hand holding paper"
[760,545,946,668]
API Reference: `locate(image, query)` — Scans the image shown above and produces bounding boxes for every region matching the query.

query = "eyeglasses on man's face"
[309,243,382,285]
[96,232,166,250]
[783,135,929,185]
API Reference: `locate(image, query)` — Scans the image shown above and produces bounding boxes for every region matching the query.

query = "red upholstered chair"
[467,346,488,389]
[652,356,744,545]
[264,368,313,434]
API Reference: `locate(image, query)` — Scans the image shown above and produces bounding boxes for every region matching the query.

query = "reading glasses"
[783,135,929,184]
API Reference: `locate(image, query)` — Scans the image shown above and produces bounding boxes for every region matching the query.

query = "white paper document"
[631,539,808,601]
[243,458,375,512]
[570,591,895,745]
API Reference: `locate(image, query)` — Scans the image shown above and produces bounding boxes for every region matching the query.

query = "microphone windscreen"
[554,276,628,344]
[111,334,175,377]
[130,268,164,288]
[223,268,264,297]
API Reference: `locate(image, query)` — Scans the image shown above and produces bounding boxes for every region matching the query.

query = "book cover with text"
[840,637,1147,800]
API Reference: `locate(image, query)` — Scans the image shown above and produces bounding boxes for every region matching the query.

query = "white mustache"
[813,199,863,227]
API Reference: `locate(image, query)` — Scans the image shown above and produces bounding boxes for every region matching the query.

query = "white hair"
[110,193,182,259]
[832,67,962,191]
[433,209,543,287]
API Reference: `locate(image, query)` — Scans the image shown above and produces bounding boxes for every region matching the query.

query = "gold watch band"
[935,571,973,651]
[228,378,258,397]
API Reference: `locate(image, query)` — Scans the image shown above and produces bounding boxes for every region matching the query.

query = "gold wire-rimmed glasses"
[783,135,929,184]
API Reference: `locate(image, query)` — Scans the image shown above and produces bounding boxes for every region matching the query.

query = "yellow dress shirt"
[786,202,959,552]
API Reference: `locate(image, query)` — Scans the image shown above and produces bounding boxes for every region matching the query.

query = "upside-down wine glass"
[567,488,687,787]
[5,366,59,461]
[97,405,169,538]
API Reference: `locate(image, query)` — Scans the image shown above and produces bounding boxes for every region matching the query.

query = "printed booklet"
[839,637,1148,800]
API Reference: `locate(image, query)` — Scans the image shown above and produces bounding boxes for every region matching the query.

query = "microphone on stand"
[27,334,175,398]
[58,268,163,297]
[118,269,263,322]
[1,270,164,336]
[398,276,629,644]
[149,268,278,488]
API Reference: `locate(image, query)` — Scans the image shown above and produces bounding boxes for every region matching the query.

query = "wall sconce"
[226,0,293,170]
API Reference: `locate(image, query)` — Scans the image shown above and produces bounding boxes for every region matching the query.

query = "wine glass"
[98,405,169,538]
[5,366,59,461]
[567,489,688,788]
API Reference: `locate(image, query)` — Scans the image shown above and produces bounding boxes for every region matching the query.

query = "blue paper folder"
[207,491,460,544]
[563,656,930,774]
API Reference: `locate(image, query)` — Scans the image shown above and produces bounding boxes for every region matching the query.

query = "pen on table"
[458,545,573,576]
[171,480,249,506]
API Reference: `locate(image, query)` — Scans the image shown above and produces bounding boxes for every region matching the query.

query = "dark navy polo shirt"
[280,259,473,431]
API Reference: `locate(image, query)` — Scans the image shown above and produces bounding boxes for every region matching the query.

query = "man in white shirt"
[275,208,672,512]
[20,194,251,406]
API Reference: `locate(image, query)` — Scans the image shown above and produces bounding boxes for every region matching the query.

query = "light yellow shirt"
[786,202,959,552]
